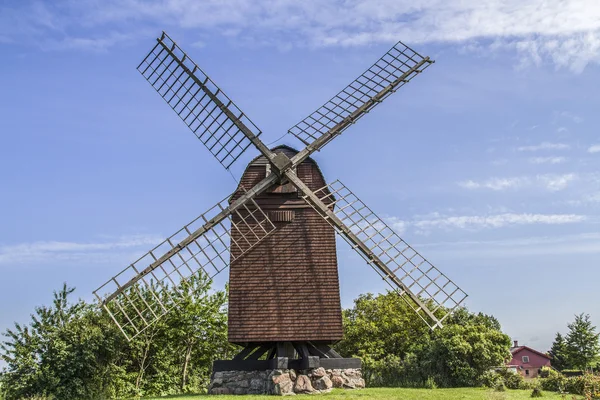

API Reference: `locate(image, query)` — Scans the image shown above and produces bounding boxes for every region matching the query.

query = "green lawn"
[143,387,582,399]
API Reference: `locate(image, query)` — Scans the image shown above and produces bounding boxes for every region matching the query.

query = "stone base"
[208,367,364,395]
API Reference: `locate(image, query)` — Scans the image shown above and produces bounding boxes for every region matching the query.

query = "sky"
[1,0,600,356]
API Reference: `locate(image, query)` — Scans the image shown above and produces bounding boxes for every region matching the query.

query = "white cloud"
[460,173,577,191]
[588,144,600,153]
[385,216,408,235]
[459,177,527,191]
[537,173,578,191]
[0,235,162,265]
[517,142,570,152]
[40,32,139,52]
[566,192,600,206]
[4,1,600,70]
[558,111,584,123]
[416,232,600,258]
[413,213,586,232]
[529,156,566,164]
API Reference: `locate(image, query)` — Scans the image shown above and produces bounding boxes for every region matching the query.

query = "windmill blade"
[93,193,276,341]
[138,32,274,169]
[285,174,466,330]
[289,42,433,165]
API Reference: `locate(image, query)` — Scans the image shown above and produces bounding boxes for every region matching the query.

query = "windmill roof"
[246,144,328,181]
[249,144,316,165]
[230,143,331,203]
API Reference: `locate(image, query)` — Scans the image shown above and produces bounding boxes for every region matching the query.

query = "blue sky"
[1,0,600,355]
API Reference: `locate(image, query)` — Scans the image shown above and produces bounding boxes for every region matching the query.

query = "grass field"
[143,387,583,399]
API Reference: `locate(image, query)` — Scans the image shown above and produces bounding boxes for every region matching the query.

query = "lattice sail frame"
[137,32,263,169]
[306,181,467,329]
[93,196,276,341]
[288,41,432,147]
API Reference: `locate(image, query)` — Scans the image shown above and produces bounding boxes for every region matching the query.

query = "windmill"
[93,32,467,376]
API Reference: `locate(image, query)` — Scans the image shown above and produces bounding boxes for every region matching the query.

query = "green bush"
[521,379,540,390]
[496,368,526,389]
[361,354,407,387]
[531,387,543,397]
[538,366,552,378]
[424,377,438,389]
[539,367,566,392]
[480,370,504,388]
[563,373,600,396]
[538,370,600,396]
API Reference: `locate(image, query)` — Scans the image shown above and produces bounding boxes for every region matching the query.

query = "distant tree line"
[0,275,513,399]
[549,313,600,372]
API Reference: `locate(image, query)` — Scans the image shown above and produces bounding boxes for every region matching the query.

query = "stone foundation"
[208,367,364,395]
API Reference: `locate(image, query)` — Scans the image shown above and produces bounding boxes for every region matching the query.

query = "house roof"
[510,345,551,360]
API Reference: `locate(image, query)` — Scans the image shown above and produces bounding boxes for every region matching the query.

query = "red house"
[507,340,552,378]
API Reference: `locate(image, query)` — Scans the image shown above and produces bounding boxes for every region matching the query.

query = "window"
[525,370,530,376]
[522,356,529,363]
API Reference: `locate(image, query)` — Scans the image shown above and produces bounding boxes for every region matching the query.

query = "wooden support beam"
[292,342,310,360]
[276,342,296,358]
[246,344,274,360]
[233,343,259,360]
[313,343,342,359]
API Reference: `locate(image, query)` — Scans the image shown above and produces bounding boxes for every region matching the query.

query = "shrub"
[539,370,600,397]
[481,370,504,388]
[521,378,540,390]
[563,373,600,397]
[495,381,507,392]
[531,387,543,397]
[424,376,438,389]
[360,354,408,387]
[540,368,567,392]
[496,367,527,389]
[539,366,552,378]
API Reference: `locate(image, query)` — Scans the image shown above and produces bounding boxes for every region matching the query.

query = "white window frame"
[522,356,529,363]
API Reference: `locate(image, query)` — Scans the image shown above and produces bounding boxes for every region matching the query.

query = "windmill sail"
[138,32,266,169]
[289,41,432,156]
[296,179,467,329]
[93,196,276,341]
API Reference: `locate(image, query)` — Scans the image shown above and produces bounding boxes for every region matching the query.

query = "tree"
[0,273,231,399]
[549,332,569,371]
[565,313,600,371]
[336,292,429,361]
[335,291,512,387]
[164,274,233,393]
[413,310,512,387]
[0,283,123,400]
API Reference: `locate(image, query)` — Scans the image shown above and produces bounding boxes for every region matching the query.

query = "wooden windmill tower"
[94,32,467,372]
